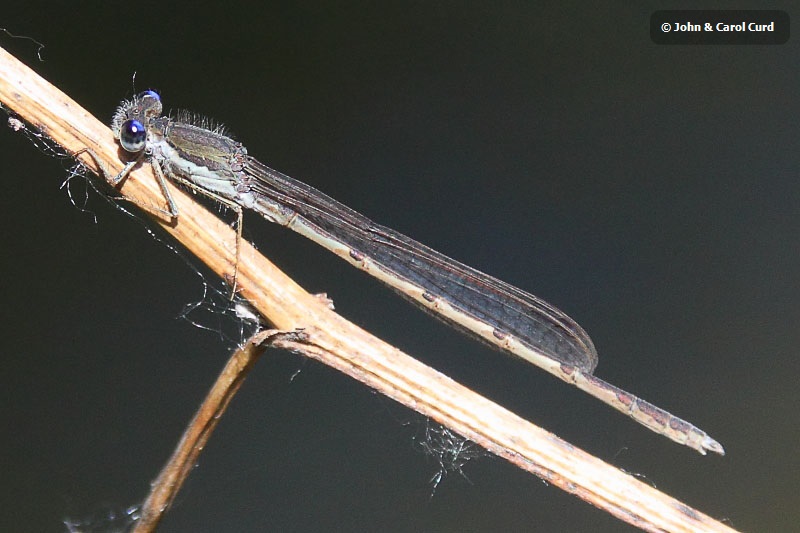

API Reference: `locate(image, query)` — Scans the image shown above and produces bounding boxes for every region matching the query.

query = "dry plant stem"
[132,330,278,533]
[0,47,736,533]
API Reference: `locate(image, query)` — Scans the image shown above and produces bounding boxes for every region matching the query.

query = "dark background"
[2,2,797,532]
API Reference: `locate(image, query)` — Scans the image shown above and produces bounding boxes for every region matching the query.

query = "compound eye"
[119,119,147,153]
[139,90,161,102]
[137,90,163,118]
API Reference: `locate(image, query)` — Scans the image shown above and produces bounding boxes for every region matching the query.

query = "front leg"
[74,147,179,219]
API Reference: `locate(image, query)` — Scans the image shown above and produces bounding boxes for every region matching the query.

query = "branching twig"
[132,329,312,532]
[131,330,272,531]
[0,46,736,533]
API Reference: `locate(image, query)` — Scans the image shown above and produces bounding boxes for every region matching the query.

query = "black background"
[1,2,798,532]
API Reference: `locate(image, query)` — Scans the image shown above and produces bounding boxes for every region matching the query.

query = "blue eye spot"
[139,90,161,102]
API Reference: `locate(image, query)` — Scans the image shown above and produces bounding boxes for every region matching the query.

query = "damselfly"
[102,90,723,455]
